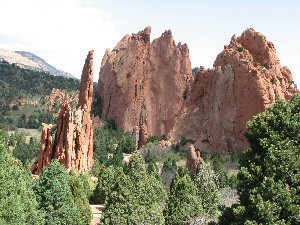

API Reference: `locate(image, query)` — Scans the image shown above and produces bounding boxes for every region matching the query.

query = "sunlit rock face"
[99,27,192,147]
[32,50,94,175]
[99,27,298,153]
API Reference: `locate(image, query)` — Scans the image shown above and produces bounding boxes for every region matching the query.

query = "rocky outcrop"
[45,88,65,113]
[32,50,94,175]
[99,27,192,145]
[186,144,204,175]
[99,27,298,153]
[170,28,298,153]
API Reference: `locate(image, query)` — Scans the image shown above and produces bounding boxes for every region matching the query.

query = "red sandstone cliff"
[99,27,192,147]
[32,50,94,175]
[170,28,297,153]
[99,27,298,153]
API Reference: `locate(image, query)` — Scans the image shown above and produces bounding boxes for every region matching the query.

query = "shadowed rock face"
[32,50,94,175]
[99,27,298,153]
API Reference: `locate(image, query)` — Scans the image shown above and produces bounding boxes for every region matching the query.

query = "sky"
[0,0,299,85]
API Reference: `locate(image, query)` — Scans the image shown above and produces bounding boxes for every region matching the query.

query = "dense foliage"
[219,94,300,224]
[0,60,79,97]
[68,171,92,225]
[194,162,221,216]
[0,60,79,130]
[34,161,82,225]
[92,166,124,204]
[164,167,203,225]
[101,155,167,224]
[0,134,43,225]
[13,135,40,166]
[92,125,135,175]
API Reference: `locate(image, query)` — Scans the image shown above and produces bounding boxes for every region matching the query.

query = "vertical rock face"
[99,27,298,153]
[32,51,94,175]
[99,27,192,143]
[170,28,297,153]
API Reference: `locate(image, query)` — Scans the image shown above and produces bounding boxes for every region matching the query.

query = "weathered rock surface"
[32,50,94,175]
[99,27,192,146]
[170,28,298,153]
[186,144,204,175]
[99,27,298,153]
[45,88,65,113]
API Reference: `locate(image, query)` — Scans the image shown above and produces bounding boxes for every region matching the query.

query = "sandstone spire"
[32,50,94,175]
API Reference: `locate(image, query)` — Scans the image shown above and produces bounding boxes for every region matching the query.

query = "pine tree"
[34,160,82,225]
[68,171,92,225]
[164,167,203,225]
[0,138,44,225]
[219,94,300,224]
[194,162,221,216]
[92,165,124,204]
[101,155,167,224]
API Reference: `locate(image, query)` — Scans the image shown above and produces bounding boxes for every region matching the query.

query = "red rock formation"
[99,27,192,145]
[45,88,65,113]
[32,50,94,175]
[99,27,298,153]
[170,28,298,153]
[186,144,204,175]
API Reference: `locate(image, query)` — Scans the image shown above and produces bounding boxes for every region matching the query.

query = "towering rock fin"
[32,50,94,175]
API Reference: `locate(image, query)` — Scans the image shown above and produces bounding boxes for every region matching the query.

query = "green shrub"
[34,161,82,225]
[147,135,167,144]
[164,167,203,224]
[13,136,40,166]
[219,94,300,224]
[194,162,221,216]
[79,172,95,199]
[68,171,92,225]
[140,143,184,163]
[237,46,244,52]
[0,139,44,225]
[101,155,167,224]
[117,133,135,153]
[92,166,124,204]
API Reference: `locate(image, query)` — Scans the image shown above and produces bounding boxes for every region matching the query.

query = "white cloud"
[0,0,118,79]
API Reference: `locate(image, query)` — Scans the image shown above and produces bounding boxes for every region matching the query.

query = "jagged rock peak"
[78,50,94,112]
[32,51,94,175]
[171,28,297,153]
[219,28,280,69]
[99,27,192,144]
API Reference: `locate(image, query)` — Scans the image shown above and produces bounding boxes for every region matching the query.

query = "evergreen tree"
[101,155,167,224]
[68,171,92,225]
[34,160,82,225]
[93,166,124,204]
[164,167,203,225]
[0,138,44,225]
[219,94,300,224]
[13,137,40,166]
[194,162,221,216]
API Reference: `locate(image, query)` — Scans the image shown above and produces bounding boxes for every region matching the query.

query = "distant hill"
[0,49,42,71]
[15,51,75,78]
[0,59,80,130]
[0,49,75,78]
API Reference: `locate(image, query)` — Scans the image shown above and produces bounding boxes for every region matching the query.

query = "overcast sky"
[0,0,299,85]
